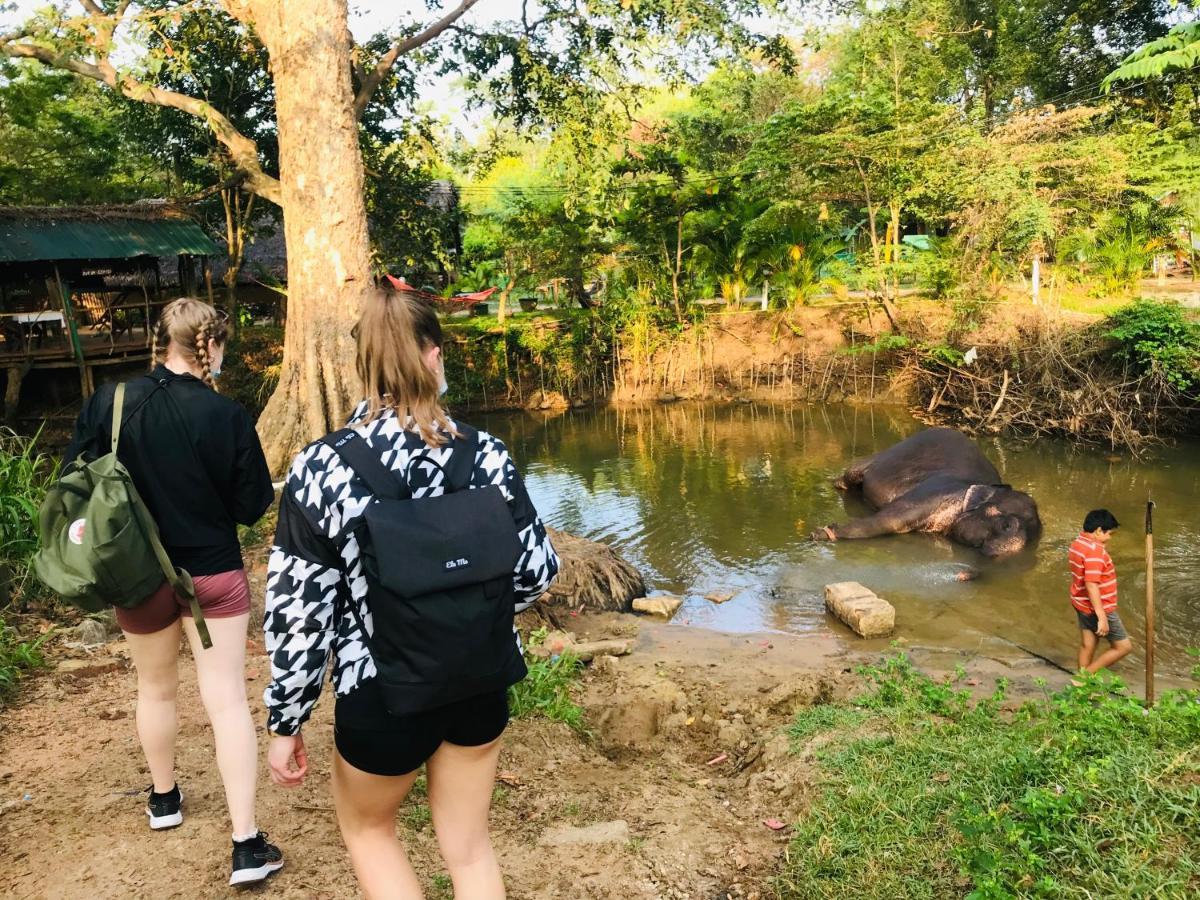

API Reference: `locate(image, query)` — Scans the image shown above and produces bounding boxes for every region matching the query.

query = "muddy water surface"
[481,403,1200,683]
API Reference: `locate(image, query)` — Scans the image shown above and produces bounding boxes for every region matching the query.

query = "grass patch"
[776,654,1200,899]
[509,632,586,732]
[0,428,57,608]
[0,615,49,701]
[429,873,453,899]
[787,704,867,743]
[402,801,432,832]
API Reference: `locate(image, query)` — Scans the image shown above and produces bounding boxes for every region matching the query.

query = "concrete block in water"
[824,582,895,638]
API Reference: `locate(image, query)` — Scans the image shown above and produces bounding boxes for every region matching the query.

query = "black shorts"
[334,679,509,777]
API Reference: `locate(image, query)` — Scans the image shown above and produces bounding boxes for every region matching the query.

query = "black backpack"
[323,424,527,716]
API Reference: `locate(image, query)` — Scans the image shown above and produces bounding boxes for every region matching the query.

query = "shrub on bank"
[0,429,56,608]
[778,655,1200,899]
[1103,299,1200,392]
[0,430,55,700]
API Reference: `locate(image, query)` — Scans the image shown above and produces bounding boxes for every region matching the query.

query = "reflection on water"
[478,403,1200,678]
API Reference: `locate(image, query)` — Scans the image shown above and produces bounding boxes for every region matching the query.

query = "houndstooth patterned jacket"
[262,404,559,736]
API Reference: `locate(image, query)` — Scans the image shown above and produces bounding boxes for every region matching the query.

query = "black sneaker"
[145,784,183,830]
[230,832,284,886]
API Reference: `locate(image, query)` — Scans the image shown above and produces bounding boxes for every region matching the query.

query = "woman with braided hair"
[66,297,284,886]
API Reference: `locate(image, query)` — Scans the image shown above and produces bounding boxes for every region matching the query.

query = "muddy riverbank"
[0,600,1074,900]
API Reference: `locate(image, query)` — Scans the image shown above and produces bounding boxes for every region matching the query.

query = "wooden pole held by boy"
[1145,498,1156,707]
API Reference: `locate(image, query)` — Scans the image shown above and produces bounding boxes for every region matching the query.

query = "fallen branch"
[986,369,1010,422]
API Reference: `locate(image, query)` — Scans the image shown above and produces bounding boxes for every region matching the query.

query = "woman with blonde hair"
[66,297,283,886]
[264,289,558,898]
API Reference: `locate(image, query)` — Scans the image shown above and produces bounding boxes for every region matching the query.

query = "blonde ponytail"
[356,288,453,446]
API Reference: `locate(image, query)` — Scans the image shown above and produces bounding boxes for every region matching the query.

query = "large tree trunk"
[230,0,373,473]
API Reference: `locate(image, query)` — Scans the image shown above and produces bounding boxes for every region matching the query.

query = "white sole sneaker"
[229,860,284,886]
[145,789,183,830]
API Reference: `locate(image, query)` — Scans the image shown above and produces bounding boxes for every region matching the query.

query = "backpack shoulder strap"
[445,424,479,492]
[111,383,126,455]
[322,429,407,501]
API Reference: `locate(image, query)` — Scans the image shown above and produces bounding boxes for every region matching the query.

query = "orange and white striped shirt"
[1069,532,1118,614]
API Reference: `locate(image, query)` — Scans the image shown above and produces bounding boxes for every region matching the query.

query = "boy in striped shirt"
[1069,509,1133,673]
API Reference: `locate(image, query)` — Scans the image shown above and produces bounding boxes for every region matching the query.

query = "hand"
[1095,615,1110,637]
[268,733,308,787]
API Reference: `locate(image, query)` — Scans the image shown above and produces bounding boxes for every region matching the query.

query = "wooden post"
[203,257,216,306]
[139,267,152,342]
[761,279,769,312]
[1031,254,1041,306]
[1145,499,1156,707]
[54,266,92,398]
[3,362,31,426]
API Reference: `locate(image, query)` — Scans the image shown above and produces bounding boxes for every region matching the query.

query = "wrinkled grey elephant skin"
[813,428,1042,558]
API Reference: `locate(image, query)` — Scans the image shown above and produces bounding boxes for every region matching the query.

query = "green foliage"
[443,309,619,407]
[509,651,586,733]
[1107,21,1200,86]
[1103,300,1200,391]
[841,334,911,356]
[0,616,48,702]
[922,344,967,367]
[0,430,57,608]
[776,654,1200,899]
[218,325,283,420]
[0,60,164,204]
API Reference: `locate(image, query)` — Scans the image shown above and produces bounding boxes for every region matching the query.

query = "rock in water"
[632,595,684,618]
[539,529,645,612]
[824,582,895,638]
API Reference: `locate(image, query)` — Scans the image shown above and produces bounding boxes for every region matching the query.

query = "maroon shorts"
[115,569,251,635]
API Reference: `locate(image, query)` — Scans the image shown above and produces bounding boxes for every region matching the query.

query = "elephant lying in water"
[812,427,1041,558]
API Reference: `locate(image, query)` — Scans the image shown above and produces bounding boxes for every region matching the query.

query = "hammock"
[385,276,497,306]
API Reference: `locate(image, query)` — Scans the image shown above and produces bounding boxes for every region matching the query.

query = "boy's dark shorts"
[1076,609,1129,643]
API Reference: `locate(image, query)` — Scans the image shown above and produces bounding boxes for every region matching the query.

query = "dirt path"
[0,604,1070,900]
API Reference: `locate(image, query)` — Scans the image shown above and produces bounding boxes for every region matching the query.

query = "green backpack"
[34,383,211,648]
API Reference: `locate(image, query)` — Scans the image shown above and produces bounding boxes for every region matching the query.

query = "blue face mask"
[438,360,448,397]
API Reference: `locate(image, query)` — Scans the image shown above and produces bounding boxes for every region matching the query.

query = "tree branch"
[0,27,30,45]
[353,0,482,118]
[1,41,282,205]
[181,170,248,203]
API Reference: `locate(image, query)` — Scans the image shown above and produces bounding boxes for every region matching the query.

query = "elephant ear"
[963,484,999,512]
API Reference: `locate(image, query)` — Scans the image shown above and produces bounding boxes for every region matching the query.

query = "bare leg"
[182,614,258,837]
[1078,628,1098,672]
[332,751,424,900]
[427,739,505,900]
[1086,638,1133,674]
[123,620,182,793]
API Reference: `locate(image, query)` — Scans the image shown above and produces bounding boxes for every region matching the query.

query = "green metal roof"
[0,215,219,263]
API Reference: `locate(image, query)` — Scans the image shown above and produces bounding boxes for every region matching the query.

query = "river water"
[479,402,1200,681]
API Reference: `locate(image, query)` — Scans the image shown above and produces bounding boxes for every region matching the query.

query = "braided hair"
[151,298,228,391]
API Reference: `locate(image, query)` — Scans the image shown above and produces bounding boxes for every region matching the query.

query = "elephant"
[812,427,1041,558]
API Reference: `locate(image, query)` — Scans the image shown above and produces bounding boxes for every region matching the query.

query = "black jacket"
[65,366,274,575]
